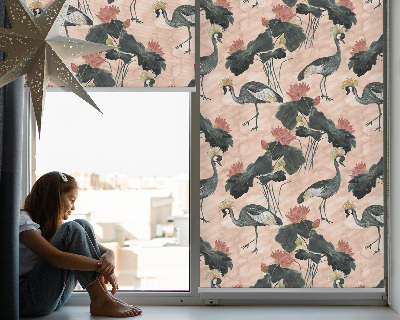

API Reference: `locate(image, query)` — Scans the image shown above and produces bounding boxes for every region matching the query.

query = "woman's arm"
[97,243,115,275]
[20,230,102,272]
[98,244,118,293]
[98,243,111,255]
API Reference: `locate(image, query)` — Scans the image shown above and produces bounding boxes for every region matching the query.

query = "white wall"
[174,214,189,246]
[76,190,169,241]
[390,0,400,313]
[118,246,189,290]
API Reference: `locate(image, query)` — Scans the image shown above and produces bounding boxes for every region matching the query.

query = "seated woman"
[19,171,142,317]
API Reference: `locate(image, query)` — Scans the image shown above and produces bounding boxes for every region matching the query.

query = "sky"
[36,91,190,177]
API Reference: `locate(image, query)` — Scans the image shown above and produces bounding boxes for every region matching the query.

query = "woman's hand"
[104,273,119,295]
[96,250,115,275]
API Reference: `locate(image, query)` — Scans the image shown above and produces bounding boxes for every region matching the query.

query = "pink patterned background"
[37,0,195,87]
[200,0,384,288]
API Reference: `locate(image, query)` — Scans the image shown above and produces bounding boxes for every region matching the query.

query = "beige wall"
[117,246,189,290]
[76,190,172,241]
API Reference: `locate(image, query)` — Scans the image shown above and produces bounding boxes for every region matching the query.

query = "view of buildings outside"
[69,171,189,291]
[34,92,190,291]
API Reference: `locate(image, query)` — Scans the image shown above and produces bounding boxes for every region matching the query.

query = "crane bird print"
[218,200,283,254]
[297,148,346,224]
[200,24,224,100]
[139,70,156,87]
[200,147,223,223]
[219,77,282,131]
[152,1,195,54]
[199,0,383,288]
[342,200,384,254]
[298,25,347,101]
[342,78,384,131]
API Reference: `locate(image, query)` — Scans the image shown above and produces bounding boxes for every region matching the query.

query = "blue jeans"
[19,219,101,317]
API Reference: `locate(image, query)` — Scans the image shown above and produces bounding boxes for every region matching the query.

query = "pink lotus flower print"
[70,63,78,73]
[228,39,245,55]
[286,82,310,101]
[96,5,120,23]
[272,4,296,22]
[215,0,232,10]
[83,53,106,68]
[261,140,269,151]
[337,0,355,11]
[214,239,231,255]
[123,19,131,29]
[214,116,232,132]
[260,263,269,273]
[271,250,296,268]
[271,127,295,145]
[312,219,320,228]
[350,39,368,56]
[337,239,354,257]
[286,205,310,223]
[337,117,355,134]
[148,40,165,57]
[227,161,244,178]
[350,162,367,178]
[313,96,321,106]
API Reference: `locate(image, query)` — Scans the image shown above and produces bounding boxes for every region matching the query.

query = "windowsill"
[66,289,388,307]
[198,287,386,304]
[20,305,400,320]
[44,86,196,92]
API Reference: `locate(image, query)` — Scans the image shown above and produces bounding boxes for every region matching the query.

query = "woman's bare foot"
[87,278,141,317]
[98,276,142,315]
[90,295,140,317]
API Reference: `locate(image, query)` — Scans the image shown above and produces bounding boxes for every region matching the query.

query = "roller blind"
[34,0,195,88]
[199,0,385,290]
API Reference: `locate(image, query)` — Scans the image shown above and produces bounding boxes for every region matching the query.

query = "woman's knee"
[73,219,92,230]
[61,220,84,229]
[74,219,95,235]
[52,221,101,259]
[58,220,86,237]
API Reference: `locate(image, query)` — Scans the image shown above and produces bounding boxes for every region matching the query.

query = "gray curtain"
[0,0,25,318]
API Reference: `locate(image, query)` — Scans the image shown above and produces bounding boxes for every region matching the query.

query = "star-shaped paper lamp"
[0,0,112,133]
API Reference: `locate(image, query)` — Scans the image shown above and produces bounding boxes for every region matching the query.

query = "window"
[26,90,192,292]
[22,87,387,306]
[197,0,387,304]
[20,0,391,306]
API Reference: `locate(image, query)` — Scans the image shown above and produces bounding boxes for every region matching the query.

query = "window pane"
[34,92,189,291]
[38,0,195,88]
[199,1,385,289]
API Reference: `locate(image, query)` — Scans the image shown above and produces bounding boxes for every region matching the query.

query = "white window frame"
[21,88,388,307]
[19,1,400,312]
[22,88,202,306]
